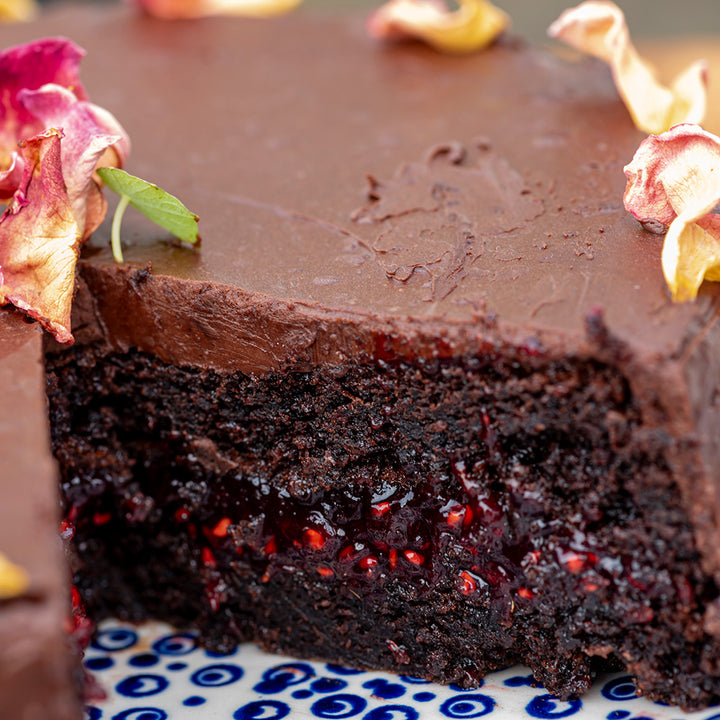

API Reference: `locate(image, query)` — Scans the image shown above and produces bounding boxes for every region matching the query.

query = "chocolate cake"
[0,311,82,720]
[3,0,720,713]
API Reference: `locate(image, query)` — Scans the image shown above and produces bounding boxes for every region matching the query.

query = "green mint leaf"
[97,167,201,252]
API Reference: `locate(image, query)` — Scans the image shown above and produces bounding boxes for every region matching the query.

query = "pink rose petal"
[624,124,720,301]
[19,84,130,237]
[0,37,86,147]
[0,129,81,344]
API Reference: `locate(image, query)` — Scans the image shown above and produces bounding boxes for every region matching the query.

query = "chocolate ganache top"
[4,2,720,374]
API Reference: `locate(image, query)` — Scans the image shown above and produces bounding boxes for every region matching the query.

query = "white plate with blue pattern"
[83,620,720,720]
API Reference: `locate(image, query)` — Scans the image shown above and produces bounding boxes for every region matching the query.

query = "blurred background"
[311,0,719,41]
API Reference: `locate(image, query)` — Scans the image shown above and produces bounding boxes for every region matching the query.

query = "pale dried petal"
[624,124,720,301]
[662,214,720,302]
[0,150,23,199]
[368,0,509,54]
[548,1,707,134]
[0,130,80,343]
[0,552,29,600]
[0,0,36,23]
[19,84,130,237]
[133,0,302,19]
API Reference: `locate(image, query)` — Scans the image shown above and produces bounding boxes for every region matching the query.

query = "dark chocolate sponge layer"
[46,341,719,708]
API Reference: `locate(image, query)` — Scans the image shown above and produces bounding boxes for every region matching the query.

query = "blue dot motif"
[234,700,291,719]
[362,678,406,699]
[310,693,367,718]
[413,692,436,702]
[601,677,638,702]
[115,674,169,698]
[292,689,314,699]
[85,707,102,720]
[364,706,420,720]
[311,677,348,693]
[254,663,315,693]
[85,657,114,671]
[182,696,206,706]
[166,662,187,671]
[505,674,536,688]
[128,654,159,668]
[191,663,244,687]
[151,633,197,656]
[92,628,138,652]
[110,710,168,720]
[606,712,631,719]
[526,694,582,718]
[440,694,495,718]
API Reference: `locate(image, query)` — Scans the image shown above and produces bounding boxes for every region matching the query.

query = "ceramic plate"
[83,619,720,720]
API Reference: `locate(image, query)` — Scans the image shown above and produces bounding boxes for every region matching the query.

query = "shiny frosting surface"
[3,3,720,369]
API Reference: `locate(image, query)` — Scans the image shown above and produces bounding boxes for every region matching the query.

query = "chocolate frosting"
[4,2,718,368]
[0,311,80,720]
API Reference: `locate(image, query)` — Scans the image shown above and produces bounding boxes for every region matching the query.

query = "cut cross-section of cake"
[3,1,720,712]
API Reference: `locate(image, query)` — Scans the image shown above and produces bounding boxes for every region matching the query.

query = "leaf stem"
[111,193,131,264]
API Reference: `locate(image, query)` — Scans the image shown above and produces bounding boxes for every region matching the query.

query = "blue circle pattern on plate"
[234,700,291,719]
[525,695,583,718]
[116,674,169,698]
[311,693,368,717]
[111,710,168,720]
[152,633,198,656]
[92,628,139,652]
[85,621,712,720]
[191,663,244,687]
[440,694,496,718]
[600,677,638,702]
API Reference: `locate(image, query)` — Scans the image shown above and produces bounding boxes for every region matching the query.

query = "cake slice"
[4,1,720,711]
[0,311,82,720]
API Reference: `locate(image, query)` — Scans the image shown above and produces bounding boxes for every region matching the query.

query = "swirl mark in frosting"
[352,141,545,302]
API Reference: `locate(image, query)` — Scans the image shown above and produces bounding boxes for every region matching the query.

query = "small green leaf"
[97,167,201,248]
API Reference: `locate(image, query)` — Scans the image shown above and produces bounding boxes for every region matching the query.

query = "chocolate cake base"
[46,323,717,708]
[0,312,82,720]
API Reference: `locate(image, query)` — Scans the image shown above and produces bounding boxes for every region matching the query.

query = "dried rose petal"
[548,1,707,134]
[0,39,131,341]
[368,0,508,54]
[0,0,36,23]
[624,124,720,301]
[133,0,302,19]
[0,551,29,600]
[0,37,86,149]
[0,130,81,343]
[19,84,130,237]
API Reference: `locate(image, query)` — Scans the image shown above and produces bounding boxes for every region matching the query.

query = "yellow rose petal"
[548,1,707,134]
[0,0,36,23]
[663,216,720,302]
[0,552,30,600]
[368,0,509,55]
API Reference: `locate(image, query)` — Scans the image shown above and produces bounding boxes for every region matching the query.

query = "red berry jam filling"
[47,346,717,708]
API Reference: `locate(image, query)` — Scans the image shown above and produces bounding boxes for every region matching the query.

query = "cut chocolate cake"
[3,0,720,713]
[0,311,82,720]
